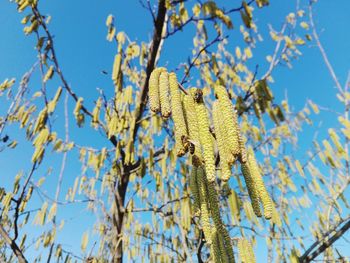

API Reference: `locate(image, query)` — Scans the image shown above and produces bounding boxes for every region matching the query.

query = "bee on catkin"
[159,71,171,118]
[215,85,240,161]
[193,89,216,183]
[241,162,262,217]
[148,67,165,113]
[197,166,212,244]
[183,93,202,160]
[169,72,189,156]
[212,101,232,181]
[247,147,272,219]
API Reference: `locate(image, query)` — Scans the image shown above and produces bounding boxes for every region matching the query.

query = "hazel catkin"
[247,147,272,219]
[193,89,216,183]
[241,162,262,217]
[211,228,221,263]
[183,93,202,160]
[169,72,189,156]
[215,85,240,161]
[189,166,201,216]
[159,71,171,118]
[148,67,165,113]
[197,166,212,244]
[212,101,232,181]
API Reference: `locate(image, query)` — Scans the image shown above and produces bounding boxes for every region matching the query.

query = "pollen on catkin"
[247,147,272,219]
[159,71,171,118]
[212,101,232,181]
[148,67,165,113]
[193,89,216,183]
[183,93,202,160]
[241,162,262,217]
[215,85,240,161]
[169,72,189,156]
[197,166,212,244]
[189,166,201,216]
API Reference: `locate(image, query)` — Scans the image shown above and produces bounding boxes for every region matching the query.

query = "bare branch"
[0,225,28,263]
[299,217,350,262]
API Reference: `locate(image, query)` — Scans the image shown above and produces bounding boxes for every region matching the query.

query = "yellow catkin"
[159,71,171,118]
[241,162,262,217]
[212,101,232,181]
[215,85,240,161]
[112,53,122,87]
[169,72,189,156]
[217,230,230,263]
[189,166,201,216]
[247,147,272,219]
[183,94,202,160]
[239,134,248,164]
[207,180,235,262]
[148,67,165,113]
[237,238,248,263]
[211,228,222,263]
[197,166,212,244]
[193,89,216,183]
[244,239,256,263]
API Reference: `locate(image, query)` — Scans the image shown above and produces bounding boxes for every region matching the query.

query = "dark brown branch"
[131,0,167,142]
[0,225,28,263]
[180,34,226,85]
[112,1,168,262]
[165,0,256,37]
[299,217,350,262]
[196,230,205,263]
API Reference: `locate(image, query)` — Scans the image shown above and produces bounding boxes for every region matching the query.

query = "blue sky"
[1,0,350,261]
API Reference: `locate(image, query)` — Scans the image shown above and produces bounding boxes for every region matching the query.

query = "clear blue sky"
[1,0,349,261]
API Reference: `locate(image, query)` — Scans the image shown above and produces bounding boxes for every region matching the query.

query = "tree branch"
[0,225,28,263]
[299,217,350,262]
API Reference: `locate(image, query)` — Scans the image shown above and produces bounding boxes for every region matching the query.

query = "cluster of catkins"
[149,67,273,262]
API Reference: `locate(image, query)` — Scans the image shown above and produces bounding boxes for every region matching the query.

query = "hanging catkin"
[239,135,248,164]
[197,166,212,244]
[244,239,256,263]
[215,85,240,161]
[217,229,230,263]
[112,54,122,87]
[193,88,216,183]
[211,228,222,263]
[237,238,248,263]
[241,162,262,217]
[207,180,235,262]
[159,71,171,118]
[169,72,189,156]
[183,93,202,160]
[189,166,201,216]
[148,67,165,113]
[212,100,232,181]
[247,147,272,219]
